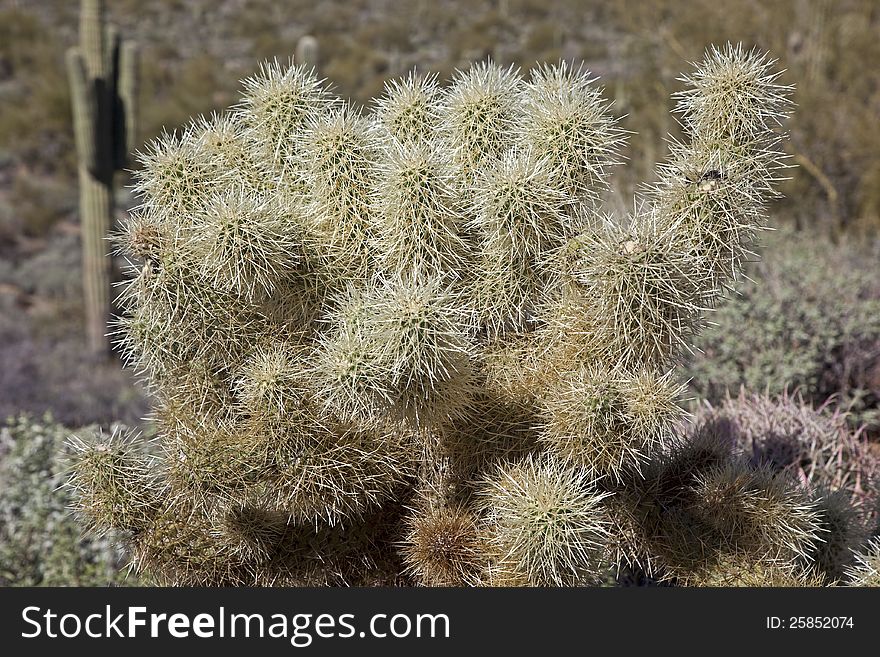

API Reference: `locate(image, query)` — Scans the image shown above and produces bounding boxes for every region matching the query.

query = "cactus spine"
[67,0,139,355]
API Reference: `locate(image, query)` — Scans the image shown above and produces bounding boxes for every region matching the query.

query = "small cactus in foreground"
[67,0,139,354]
[68,44,875,586]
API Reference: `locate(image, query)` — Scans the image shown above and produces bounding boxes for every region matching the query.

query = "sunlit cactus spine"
[66,44,874,587]
[845,538,880,587]
[67,0,139,355]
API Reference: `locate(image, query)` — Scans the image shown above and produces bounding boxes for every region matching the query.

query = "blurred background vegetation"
[0,0,877,584]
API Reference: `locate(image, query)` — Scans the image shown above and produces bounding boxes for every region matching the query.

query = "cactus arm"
[80,0,108,79]
[118,40,140,163]
[296,35,319,71]
[66,47,98,174]
[79,168,113,356]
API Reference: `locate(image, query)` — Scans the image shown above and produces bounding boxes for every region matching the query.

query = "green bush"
[686,229,880,433]
[0,415,139,586]
[0,8,74,175]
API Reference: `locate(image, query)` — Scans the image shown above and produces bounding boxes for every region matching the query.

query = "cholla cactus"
[68,44,870,586]
[845,538,880,587]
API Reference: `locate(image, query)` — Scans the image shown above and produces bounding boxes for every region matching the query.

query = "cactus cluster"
[66,0,139,354]
[67,44,875,586]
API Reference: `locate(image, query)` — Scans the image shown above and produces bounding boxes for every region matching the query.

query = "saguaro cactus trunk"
[67,0,139,355]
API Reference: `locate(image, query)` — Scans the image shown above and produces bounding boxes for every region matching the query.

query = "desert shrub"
[0,257,148,428]
[11,232,82,302]
[523,20,564,64]
[0,8,74,175]
[0,415,139,586]
[139,53,238,153]
[0,7,77,242]
[0,316,149,428]
[0,198,16,250]
[686,229,880,433]
[8,174,76,239]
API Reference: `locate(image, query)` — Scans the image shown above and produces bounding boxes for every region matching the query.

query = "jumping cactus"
[66,45,874,587]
